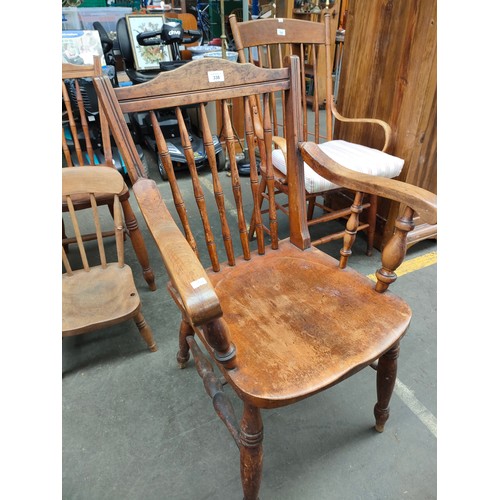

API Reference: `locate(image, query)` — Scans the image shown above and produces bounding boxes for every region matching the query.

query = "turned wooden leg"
[134,310,157,352]
[177,317,193,368]
[120,198,157,291]
[366,194,378,256]
[374,342,400,432]
[240,402,263,500]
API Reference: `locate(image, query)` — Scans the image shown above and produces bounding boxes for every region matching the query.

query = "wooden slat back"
[230,14,333,145]
[62,167,126,272]
[62,56,114,169]
[94,57,310,268]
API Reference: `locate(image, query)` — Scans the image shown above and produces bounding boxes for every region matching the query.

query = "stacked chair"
[62,56,156,291]
[229,11,405,255]
[62,166,157,353]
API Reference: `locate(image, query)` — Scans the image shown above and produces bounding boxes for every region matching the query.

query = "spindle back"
[94,56,310,270]
[62,167,126,275]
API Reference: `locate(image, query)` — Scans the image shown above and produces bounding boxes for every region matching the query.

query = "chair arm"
[331,98,393,152]
[300,142,437,225]
[272,135,287,157]
[133,178,222,326]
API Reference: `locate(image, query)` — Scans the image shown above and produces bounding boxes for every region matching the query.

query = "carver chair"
[229,11,405,255]
[62,166,157,352]
[62,56,156,291]
[93,56,437,499]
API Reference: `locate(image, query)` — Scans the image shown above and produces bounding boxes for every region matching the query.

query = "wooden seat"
[62,167,157,352]
[229,10,404,255]
[62,56,156,291]
[93,56,437,499]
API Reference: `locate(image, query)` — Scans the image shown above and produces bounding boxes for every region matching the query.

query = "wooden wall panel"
[335,0,437,249]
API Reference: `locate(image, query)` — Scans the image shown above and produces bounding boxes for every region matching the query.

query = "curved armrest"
[300,142,437,225]
[133,178,222,326]
[331,98,393,152]
[272,135,287,157]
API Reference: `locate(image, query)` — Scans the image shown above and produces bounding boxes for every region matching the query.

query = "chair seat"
[62,263,141,336]
[206,241,411,409]
[272,140,405,194]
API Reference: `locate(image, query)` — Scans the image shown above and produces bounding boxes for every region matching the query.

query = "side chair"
[93,56,437,499]
[62,166,157,353]
[229,11,404,255]
[62,56,156,291]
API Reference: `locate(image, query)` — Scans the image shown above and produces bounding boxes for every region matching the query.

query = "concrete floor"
[62,152,437,499]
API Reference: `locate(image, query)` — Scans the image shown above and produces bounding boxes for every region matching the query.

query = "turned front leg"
[240,403,263,500]
[374,343,400,432]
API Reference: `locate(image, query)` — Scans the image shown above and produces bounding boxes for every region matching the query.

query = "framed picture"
[125,14,172,71]
[62,30,105,66]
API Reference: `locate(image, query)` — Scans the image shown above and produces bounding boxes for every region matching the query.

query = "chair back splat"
[93,55,437,500]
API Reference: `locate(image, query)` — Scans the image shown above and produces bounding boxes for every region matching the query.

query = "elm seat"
[208,241,411,408]
[272,140,404,193]
[63,264,141,336]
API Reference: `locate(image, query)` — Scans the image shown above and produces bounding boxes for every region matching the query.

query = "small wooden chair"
[62,56,156,291]
[62,166,157,352]
[93,56,436,499]
[229,11,404,255]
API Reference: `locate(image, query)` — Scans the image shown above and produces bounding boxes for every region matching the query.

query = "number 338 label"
[208,71,224,83]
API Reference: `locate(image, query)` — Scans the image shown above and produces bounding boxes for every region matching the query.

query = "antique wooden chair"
[62,166,157,352]
[93,56,437,499]
[62,56,156,291]
[229,11,405,255]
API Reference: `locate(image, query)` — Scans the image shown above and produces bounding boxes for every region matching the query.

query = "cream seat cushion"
[272,140,405,194]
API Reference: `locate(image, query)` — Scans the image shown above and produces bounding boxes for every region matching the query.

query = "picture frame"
[125,14,172,71]
[62,30,105,66]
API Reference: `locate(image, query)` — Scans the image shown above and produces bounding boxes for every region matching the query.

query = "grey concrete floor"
[62,152,437,499]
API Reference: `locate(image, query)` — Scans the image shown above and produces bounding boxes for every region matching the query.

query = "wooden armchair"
[62,56,156,291]
[93,56,437,499]
[62,166,157,353]
[229,11,404,255]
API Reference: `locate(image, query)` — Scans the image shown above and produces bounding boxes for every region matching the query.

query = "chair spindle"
[151,111,200,258]
[90,193,107,268]
[73,79,96,166]
[339,191,364,269]
[244,96,266,255]
[198,103,236,266]
[175,106,220,271]
[222,99,251,261]
[263,93,279,249]
[114,194,125,267]
[66,195,90,271]
[62,81,84,166]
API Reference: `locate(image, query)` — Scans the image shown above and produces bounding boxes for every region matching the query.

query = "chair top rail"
[229,15,330,47]
[109,59,291,113]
